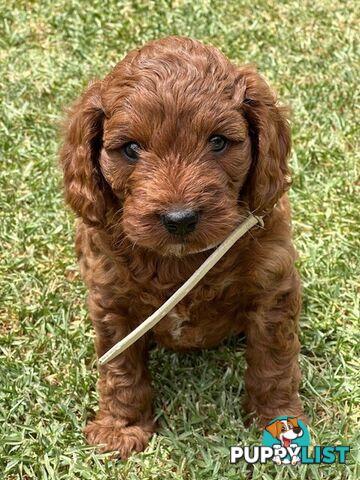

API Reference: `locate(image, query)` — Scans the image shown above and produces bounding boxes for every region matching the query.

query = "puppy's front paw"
[84,417,154,458]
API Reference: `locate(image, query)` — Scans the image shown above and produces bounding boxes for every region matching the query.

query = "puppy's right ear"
[59,81,109,227]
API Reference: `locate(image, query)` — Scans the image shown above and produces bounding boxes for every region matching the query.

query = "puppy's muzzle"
[161,209,199,236]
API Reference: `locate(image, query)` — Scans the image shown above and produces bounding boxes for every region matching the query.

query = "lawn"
[0,0,359,478]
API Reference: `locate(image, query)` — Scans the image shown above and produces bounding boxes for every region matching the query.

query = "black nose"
[161,209,199,236]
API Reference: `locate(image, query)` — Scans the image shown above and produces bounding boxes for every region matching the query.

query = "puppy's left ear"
[238,66,291,215]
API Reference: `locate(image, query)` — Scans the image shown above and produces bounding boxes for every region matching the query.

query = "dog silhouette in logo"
[265,417,303,464]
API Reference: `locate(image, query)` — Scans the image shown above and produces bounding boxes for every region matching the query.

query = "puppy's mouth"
[122,204,243,258]
[123,226,225,257]
[161,236,223,257]
[124,222,243,258]
[191,241,222,253]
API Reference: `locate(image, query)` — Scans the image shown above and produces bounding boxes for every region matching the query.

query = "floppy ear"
[265,420,282,439]
[239,66,291,215]
[59,81,111,227]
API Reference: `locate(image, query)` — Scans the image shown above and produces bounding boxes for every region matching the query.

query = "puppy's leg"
[244,274,305,424]
[84,297,154,458]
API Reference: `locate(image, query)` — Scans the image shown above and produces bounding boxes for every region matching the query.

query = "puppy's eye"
[122,142,141,163]
[209,135,227,152]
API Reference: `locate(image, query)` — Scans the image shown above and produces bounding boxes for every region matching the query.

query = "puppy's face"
[60,37,291,255]
[99,44,252,256]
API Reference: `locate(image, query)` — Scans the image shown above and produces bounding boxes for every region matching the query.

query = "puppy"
[60,36,304,458]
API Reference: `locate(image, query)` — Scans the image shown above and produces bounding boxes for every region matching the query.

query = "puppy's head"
[60,36,291,256]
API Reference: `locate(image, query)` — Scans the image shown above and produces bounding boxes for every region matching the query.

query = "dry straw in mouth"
[99,213,264,366]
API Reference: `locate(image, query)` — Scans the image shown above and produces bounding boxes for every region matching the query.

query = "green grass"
[0,0,359,478]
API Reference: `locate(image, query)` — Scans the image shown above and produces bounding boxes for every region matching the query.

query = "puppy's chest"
[152,277,244,350]
[162,304,191,341]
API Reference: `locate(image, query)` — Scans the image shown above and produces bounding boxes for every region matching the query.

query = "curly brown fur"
[60,36,304,458]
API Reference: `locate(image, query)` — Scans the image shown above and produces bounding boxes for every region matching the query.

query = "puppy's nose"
[161,209,199,236]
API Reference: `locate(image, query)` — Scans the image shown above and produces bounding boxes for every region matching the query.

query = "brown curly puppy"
[60,36,304,458]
